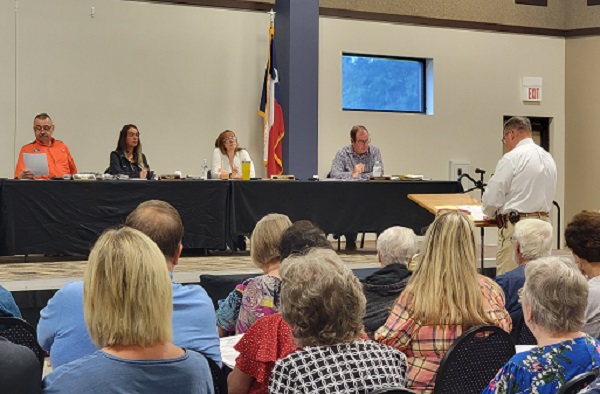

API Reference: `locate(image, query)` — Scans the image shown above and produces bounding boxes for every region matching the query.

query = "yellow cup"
[241,161,251,180]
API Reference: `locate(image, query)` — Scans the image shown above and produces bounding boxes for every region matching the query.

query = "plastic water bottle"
[201,159,209,180]
[372,161,382,177]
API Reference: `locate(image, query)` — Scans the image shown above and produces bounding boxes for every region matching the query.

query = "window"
[342,53,427,113]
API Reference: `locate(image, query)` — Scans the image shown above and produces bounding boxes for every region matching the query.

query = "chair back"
[510,309,537,345]
[369,388,415,394]
[556,371,597,394]
[433,325,515,394]
[0,316,46,367]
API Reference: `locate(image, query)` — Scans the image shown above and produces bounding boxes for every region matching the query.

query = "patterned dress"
[269,340,408,394]
[483,334,600,394]
[216,275,281,334]
[234,314,298,394]
[375,275,511,393]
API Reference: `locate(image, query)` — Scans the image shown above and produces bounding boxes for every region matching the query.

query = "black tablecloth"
[0,179,229,255]
[230,180,463,237]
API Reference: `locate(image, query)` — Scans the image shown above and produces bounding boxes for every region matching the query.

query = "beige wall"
[5,0,269,177]
[320,18,565,243]
[0,1,16,176]
[565,36,600,223]
[2,0,567,245]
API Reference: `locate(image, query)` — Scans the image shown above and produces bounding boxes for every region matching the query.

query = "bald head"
[124,200,184,262]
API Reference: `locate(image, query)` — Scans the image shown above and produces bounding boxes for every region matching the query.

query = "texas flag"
[259,24,284,177]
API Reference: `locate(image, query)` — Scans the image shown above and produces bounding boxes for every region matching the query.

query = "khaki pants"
[495,215,551,275]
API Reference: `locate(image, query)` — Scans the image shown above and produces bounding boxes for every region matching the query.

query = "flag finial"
[269,9,275,25]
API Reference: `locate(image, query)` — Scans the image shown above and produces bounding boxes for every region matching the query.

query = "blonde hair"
[84,227,173,348]
[280,248,365,347]
[250,213,292,268]
[403,211,491,327]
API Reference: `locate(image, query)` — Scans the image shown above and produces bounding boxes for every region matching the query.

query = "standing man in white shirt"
[482,116,557,275]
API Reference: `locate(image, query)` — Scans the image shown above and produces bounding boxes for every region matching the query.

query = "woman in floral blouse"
[483,256,600,394]
[375,211,511,393]
[216,213,292,335]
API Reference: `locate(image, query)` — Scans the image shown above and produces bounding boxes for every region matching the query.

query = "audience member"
[362,226,417,338]
[0,337,42,394]
[107,124,150,179]
[42,227,214,393]
[565,210,600,338]
[37,200,221,368]
[375,211,511,393]
[329,125,383,250]
[494,219,552,339]
[269,248,408,393]
[211,130,255,179]
[227,221,330,394]
[14,113,77,179]
[216,214,291,335]
[482,116,557,275]
[0,284,22,318]
[277,220,332,259]
[483,257,600,394]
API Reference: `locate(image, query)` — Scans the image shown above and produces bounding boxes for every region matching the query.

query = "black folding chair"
[557,371,597,394]
[0,316,46,368]
[511,310,537,345]
[433,325,515,394]
[369,388,415,394]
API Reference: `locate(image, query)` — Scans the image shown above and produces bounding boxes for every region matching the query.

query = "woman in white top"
[212,130,256,179]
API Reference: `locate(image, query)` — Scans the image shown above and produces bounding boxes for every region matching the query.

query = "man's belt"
[497,211,549,228]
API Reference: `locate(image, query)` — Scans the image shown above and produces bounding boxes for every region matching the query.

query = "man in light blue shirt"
[37,200,221,368]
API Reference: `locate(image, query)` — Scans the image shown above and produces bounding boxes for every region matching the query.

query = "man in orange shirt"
[14,113,77,179]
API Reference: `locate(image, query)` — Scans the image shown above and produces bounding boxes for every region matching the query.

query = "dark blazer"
[107,150,149,179]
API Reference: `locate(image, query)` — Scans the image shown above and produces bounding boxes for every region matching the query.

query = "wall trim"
[125,0,600,38]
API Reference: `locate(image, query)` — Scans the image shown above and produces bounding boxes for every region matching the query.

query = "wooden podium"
[407,193,496,227]
[408,193,496,271]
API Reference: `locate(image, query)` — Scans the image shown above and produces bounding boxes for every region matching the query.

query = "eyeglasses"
[34,125,53,132]
[127,132,140,138]
[354,138,371,146]
[223,137,237,143]
[501,130,514,144]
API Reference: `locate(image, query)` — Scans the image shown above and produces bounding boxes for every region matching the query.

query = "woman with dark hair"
[107,124,150,178]
[211,130,255,179]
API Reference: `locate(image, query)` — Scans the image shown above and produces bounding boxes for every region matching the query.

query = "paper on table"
[24,153,49,176]
[220,334,243,368]
[457,205,487,221]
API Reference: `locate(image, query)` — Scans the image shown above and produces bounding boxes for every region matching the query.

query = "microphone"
[475,168,486,175]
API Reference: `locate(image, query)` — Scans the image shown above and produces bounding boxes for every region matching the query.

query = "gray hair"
[522,256,588,333]
[503,116,532,133]
[513,219,553,262]
[280,248,365,347]
[377,226,418,266]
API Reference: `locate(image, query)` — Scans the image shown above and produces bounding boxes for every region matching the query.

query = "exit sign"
[522,77,542,102]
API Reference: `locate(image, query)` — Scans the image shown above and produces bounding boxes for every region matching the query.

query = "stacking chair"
[433,325,515,394]
[511,310,537,345]
[0,316,46,368]
[369,388,416,394]
[556,371,597,394]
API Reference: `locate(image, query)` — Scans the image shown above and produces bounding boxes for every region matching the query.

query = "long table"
[0,179,230,255]
[0,179,462,256]
[230,180,463,237]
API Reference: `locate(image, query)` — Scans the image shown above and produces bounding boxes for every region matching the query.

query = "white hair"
[513,219,553,261]
[377,226,418,266]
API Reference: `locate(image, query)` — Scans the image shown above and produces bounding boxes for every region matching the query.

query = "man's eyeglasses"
[501,130,514,144]
[355,138,371,146]
[34,125,53,132]
[127,132,140,138]
[223,137,238,143]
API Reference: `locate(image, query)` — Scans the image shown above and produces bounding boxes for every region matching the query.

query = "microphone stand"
[460,169,487,273]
